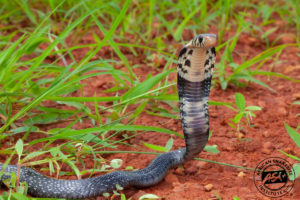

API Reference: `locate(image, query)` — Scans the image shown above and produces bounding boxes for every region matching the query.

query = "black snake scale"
[0,34,217,199]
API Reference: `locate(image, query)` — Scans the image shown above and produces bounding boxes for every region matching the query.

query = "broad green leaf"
[110,159,123,169]
[103,193,110,197]
[285,123,300,148]
[235,93,245,111]
[116,184,124,190]
[125,166,134,170]
[15,139,23,159]
[245,106,262,111]
[139,194,160,200]
[143,142,166,152]
[228,122,236,129]
[233,112,244,123]
[3,171,16,188]
[220,80,228,90]
[293,101,300,105]
[16,181,28,196]
[204,145,220,154]
[165,138,174,152]
[290,163,300,181]
[121,193,126,200]
[11,192,29,200]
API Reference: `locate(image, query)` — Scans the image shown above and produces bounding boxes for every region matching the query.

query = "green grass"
[280,124,300,181]
[0,0,299,199]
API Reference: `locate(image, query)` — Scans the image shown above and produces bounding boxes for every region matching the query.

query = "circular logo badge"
[253,157,295,198]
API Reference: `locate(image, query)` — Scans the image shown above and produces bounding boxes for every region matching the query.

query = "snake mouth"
[185,34,217,49]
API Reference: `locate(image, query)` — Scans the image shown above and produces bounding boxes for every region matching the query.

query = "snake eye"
[198,36,203,44]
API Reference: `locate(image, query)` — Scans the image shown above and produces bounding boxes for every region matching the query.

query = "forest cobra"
[0,34,217,199]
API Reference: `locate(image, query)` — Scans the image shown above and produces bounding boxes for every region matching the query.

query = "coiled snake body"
[0,34,217,199]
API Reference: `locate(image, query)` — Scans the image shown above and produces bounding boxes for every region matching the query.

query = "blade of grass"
[174,6,202,41]
[0,0,132,134]
[31,124,183,143]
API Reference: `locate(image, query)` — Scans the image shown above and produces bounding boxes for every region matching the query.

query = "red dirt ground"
[1,22,300,200]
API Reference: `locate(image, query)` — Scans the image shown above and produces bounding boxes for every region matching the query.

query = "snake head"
[185,34,217,49]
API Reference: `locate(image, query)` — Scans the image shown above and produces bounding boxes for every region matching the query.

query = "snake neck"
[177,46,216,160]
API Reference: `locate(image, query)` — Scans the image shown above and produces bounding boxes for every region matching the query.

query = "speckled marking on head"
[177,34,217,82]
